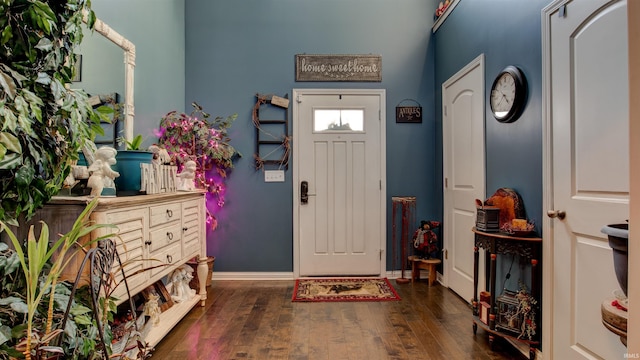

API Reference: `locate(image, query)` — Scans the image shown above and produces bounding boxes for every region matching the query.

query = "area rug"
[292,278,401,302]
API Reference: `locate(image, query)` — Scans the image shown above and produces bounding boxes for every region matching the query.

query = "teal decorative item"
[114,151,154,195]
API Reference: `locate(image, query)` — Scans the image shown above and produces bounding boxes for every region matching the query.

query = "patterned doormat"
[292,278,401,302]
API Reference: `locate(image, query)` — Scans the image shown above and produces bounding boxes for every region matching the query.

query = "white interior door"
[442,54,485,302]
[293,89,386,277]
[544,1,629,358]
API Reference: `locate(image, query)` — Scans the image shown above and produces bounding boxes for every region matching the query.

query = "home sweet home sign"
[295,54,382,82]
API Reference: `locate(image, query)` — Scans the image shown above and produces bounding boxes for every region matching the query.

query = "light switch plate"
[264,170,285,182]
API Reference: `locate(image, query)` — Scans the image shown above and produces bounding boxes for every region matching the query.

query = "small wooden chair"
[408,255,441,286]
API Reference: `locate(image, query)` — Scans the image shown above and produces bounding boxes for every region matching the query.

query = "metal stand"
[392,196,416,284]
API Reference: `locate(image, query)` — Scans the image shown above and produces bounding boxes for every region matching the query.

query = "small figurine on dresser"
[168,265,196,303]
[148,144,171,165]
[143,292,161,327]
[87,146,120,197]
[177,160,197,191]
[412,220,441,259]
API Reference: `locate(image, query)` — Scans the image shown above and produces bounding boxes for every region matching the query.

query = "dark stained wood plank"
[152,280,528,360]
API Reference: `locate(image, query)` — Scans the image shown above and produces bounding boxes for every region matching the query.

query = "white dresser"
[49,191,208,347]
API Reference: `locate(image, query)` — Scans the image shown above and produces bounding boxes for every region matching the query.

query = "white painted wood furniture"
[50,192,208,348]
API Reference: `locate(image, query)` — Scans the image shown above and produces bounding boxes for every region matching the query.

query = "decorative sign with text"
[395,99,422,123]
[295,54,382,82]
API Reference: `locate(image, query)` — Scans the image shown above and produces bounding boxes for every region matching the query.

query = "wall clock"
[489,65,527,123]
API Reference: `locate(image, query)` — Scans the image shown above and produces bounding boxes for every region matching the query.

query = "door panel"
[443,54,485,302]
[546,1,629,358]
[294,90,386,277]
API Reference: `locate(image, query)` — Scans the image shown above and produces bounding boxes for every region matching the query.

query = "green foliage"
[0,198,117,358]
[0,0,103,225]
[118,134,145,151]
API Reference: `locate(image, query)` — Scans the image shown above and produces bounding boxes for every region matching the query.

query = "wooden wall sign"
[395,99,422,123]
[295,54,382,82]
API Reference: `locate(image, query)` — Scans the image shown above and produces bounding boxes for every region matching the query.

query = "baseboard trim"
[212,272,294,280]
[211,271,444,283]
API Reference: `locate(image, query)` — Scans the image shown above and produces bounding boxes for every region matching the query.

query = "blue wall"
[186,0,439,272]
[433,0,548,289]
[88,1,549,276]
[434,0,547,231]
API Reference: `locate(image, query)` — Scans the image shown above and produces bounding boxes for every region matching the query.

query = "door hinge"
[380,249,383,260]
[296,94,302,103]
[559,4,566,18]
[445,177,448,188]
[380,180,382,190]
[444,105,447,116]
[443,248,448,260]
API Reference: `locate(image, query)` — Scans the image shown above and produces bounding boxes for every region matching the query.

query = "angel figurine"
[143,292,161,326]
[87,146,119,197]
[177,160,197,191]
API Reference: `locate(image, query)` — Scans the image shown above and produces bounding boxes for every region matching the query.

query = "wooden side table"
[408,256,441,285]
[471,227,542,360]
[601,297,628,346]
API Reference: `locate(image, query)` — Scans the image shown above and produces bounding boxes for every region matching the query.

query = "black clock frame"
[490,65,527,123]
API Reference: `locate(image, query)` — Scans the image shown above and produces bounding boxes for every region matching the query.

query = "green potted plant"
[114,134,154,196]
[0,0,106,225]
[0,2,142,358]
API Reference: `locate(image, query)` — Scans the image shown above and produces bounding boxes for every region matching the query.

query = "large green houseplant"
[0,0,105,225]
[0,1,136,359]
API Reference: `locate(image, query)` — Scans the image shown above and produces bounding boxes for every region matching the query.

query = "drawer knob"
[166,209,173,218]
[167,254,173,263]
[166,232,174,240]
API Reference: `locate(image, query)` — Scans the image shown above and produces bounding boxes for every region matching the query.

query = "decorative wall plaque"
[295,54,382,82]
[395,99,422,123]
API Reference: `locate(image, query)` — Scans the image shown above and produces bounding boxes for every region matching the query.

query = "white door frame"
[292,88,387,278]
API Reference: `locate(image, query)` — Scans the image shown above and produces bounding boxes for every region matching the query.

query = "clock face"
[490,73,516,117]
[490,66,526,123]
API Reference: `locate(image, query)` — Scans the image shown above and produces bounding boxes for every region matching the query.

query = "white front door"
[293,89,386,277]
[442,54,485,302]
[544,1,629,358]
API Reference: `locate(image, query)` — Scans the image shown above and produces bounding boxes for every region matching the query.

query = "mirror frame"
[87,16,136,142]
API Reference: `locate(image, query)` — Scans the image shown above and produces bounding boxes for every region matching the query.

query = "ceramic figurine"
[148,144,171,165]
[177,160,197,191]
[143,292,161,326]
[169,265,196,303]
[87,146,120,197]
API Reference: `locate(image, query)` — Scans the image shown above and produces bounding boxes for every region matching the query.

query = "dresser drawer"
[148,222,182,253]
[149,202,182,228]
[148,242,182,278]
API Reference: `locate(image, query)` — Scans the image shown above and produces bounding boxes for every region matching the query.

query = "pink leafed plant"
[157,102,240,229]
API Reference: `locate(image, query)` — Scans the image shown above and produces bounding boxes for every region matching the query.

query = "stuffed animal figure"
[413,220,441,259]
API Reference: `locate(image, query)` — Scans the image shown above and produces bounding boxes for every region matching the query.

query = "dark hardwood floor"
[151,280,527,360]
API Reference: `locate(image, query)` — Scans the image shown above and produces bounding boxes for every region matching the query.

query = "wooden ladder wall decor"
[252,93,290,170]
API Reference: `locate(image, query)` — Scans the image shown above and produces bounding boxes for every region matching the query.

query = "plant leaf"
[0,72,16,100]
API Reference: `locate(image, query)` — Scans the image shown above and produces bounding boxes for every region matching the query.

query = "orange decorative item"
[484,188,525,228]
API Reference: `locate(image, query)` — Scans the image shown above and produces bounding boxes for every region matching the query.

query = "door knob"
[547,210,566,220]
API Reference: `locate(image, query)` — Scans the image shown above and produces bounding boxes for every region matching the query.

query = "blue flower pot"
[114,151,153,196]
